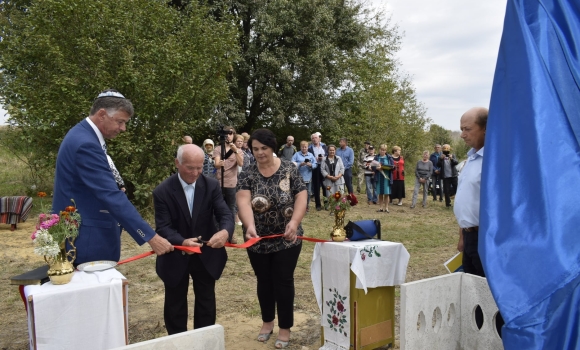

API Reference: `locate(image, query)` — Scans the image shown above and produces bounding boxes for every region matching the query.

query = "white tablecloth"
[311,240,410,350]
[24,270,126,350]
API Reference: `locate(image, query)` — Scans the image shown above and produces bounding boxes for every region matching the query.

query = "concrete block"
[111,324,225,350]
[401,274,462,350]
[400,273,504,350]
[460,274,503,350]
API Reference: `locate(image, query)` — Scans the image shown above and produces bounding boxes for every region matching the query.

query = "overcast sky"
[374,0,507,131]
[1,1,507,130]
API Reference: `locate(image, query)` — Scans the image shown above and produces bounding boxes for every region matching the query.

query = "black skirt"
[391,180,406,199]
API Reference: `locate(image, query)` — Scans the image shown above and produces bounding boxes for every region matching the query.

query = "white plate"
[78,260,117,272]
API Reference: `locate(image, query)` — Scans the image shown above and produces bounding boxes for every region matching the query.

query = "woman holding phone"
[292,141,317,211]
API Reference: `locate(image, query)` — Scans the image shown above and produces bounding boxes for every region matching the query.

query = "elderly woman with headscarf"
[202,139,216,179]
[236,129,307,349]
[320,144,345,211]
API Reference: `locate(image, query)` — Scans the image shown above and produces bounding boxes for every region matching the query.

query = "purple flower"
[335,205,341,210]
[337,301,344,312]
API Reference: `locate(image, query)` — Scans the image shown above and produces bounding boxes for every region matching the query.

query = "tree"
[0,0,238,207]
[428,124,452,146]
[199,0,400,135]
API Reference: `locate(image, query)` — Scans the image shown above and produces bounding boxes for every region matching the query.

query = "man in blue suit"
[153,144,234,334]
[52,89,173,265]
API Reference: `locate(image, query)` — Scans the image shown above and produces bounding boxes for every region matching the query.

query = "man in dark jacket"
[437,144,458,207]
[430,144,444,201]
[153,144,234,334]
[308,133,328,210]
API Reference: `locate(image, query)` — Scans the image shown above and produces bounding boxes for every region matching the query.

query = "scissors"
[195,236,209,245]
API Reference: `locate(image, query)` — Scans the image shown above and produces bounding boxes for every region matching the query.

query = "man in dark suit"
[308,132,328,211]
[52,89,173,264]
[153,144,234,334]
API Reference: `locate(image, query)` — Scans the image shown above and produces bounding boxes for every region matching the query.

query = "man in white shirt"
[454,107,487,277]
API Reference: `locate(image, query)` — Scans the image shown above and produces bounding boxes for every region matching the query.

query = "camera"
[216,125,230,144]
[304,158,310,163]
[443,150,450,155]
[318,154,323,158]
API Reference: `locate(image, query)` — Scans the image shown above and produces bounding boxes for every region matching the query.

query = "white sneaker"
[397,202,403,206]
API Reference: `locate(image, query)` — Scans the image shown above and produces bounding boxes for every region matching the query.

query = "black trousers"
[443,176,458,206]
[311,167,327,208]
[247,244,302,329]
[222,186,236,218]
[163,254,216,335]
[462,229,485,277]
[343,168,353,194]
[431,173,443,200]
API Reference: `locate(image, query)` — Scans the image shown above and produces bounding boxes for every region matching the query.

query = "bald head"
[182,136,193,144]
[175,144,205,184]
[463,107,488,129]
[460,107,488,150]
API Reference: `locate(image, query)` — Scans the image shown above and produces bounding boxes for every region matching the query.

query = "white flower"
[33,229,60,257]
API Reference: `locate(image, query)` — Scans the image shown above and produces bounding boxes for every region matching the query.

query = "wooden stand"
[321,271,395,350]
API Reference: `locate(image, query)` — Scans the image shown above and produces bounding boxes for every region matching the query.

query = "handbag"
[344,219,381,241]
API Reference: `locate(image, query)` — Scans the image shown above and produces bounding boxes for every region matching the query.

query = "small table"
[24,270,128,350]
[311,240,410,350]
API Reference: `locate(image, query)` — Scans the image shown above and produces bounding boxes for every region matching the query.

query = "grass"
[0,146,461,349]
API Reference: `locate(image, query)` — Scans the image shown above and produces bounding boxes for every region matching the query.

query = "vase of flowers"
[327,191,358,242]
[31,194,80,285]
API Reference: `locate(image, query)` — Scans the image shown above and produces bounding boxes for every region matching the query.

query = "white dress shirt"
[86,117,107,152]
[177,173,196,215]
[454,147,484,228]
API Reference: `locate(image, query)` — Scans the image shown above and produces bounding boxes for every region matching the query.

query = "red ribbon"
[225,234,329,248]
[117,236,328,265]
[117,245,202,265]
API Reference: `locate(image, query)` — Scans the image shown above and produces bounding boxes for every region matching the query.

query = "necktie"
[186,184,194,215]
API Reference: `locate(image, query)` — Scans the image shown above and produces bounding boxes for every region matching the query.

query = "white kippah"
[96,90,125,99]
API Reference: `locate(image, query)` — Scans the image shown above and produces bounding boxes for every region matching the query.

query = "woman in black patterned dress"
[236,129,307,349]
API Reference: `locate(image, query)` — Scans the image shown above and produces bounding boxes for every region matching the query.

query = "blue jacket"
[430,152,441,173]
[291,151,317,182]
[53,120,156,264]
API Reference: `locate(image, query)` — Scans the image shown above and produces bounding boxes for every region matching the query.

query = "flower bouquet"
[31,193,81,284]
[370,160,389,180]
[328,191,358,215]
[328,191,357,242]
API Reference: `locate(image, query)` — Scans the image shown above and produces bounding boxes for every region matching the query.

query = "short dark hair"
[90,89,134,116]
[248,128,277,154]
[475,108,488,130]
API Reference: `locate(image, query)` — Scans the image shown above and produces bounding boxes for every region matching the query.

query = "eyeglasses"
[227,131,233,135]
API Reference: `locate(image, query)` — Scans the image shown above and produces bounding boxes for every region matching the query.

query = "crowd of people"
[52,89,479,349]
